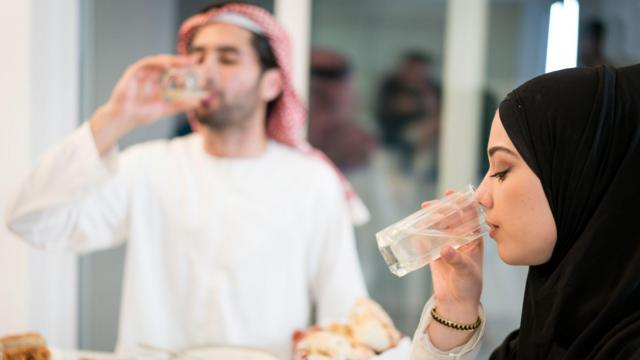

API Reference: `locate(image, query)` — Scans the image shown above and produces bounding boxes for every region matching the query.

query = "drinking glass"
[376,185,488,277]
[162,66,207,101]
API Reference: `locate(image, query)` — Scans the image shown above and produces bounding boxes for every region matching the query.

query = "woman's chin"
[497,245,524,265]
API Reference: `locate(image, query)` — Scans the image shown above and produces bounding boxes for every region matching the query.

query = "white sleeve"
[309,168,368,323]
[410,296,485,360]
[5,122,131,253]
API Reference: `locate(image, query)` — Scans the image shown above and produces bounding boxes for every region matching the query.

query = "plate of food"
[292,298,411,359]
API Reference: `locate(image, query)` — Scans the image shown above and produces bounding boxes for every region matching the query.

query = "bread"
[349,298,402,353]
[0,333,50,360]
[292,298,402,359]
[292,327,374,360]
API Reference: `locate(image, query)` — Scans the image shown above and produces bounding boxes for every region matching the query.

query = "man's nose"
[196,55,218,86]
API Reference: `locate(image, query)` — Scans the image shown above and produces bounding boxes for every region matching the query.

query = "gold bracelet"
[430,307,481,331]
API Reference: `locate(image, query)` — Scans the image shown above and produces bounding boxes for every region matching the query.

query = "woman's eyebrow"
[488,146,519,158]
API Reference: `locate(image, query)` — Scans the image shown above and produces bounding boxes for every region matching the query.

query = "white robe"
[6,123,367,359]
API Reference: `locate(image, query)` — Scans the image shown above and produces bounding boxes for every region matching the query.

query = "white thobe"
[7,123,367,359]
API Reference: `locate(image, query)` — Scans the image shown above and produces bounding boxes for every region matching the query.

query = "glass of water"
[376,185,488,277]
[162,66,208,101]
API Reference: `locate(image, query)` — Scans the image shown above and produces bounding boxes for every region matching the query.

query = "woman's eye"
[490,168,511,182]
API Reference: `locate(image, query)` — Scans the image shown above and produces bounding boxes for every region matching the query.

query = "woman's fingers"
[421,187,458,208]
[440,241,482,271]
[440,245,471,271]
[460,239,483,262]
[458,238,482,253]
[440,245,459,264]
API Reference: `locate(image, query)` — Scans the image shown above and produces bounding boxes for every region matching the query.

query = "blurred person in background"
[376,51,441,177]
[578,18,614,68]
[5,2,368,358]
[308,48,377,172]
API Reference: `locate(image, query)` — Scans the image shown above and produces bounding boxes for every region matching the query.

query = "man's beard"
[194,82,262,131]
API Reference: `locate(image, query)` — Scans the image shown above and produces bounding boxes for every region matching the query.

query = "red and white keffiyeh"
[177,3,369,225]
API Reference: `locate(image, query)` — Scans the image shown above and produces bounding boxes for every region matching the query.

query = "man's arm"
[6,122,130,252]
[90,55,201,155]
[6,55,200,252]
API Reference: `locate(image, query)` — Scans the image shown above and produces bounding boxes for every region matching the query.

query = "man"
[577,18,614,68]
[376,51,441,175]
[6,3,367,358]
[308,48,377,172]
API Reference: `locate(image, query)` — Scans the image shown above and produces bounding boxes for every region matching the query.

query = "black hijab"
[490,64,640,359]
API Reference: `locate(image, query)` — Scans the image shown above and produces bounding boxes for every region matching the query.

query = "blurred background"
[2,0,640,357]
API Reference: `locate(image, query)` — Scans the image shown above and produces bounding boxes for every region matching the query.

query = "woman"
[411,64,640,359]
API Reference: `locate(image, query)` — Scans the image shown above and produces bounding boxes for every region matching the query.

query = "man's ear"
[260,69,284,102]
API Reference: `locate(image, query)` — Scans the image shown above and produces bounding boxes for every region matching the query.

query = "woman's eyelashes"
[490,168,511,182]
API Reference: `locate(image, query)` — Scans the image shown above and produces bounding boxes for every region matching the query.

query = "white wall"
[0,0,32,337]
[1,0,79,348]
[439,0,489,190]
[28,0,80,349]
[275,0,311,103]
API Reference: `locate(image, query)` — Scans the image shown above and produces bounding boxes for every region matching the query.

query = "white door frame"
[0,0,80,348]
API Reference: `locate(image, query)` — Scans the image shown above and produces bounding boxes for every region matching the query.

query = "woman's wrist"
[434,301,480,324]
[425,300,481,351]
[431,307,481,331]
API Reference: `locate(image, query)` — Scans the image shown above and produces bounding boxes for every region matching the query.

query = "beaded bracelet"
[430,307,481,331]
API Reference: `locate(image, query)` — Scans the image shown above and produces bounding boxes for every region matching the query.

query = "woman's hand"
[422,190,484,350]
[430,238,483,318]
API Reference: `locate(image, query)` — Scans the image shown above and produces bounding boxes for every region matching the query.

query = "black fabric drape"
[490,64,640,359]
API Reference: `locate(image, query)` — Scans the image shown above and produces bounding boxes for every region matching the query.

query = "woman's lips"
[487,221,499,238]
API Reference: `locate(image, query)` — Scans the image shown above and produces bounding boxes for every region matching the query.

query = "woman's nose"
[475,175,492,209]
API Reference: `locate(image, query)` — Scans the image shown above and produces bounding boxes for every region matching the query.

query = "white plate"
[180,346,279,360]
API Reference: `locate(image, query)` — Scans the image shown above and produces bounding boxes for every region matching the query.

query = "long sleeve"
[6,122,131,253]
[410,296,485,360]
[309,165,368,323]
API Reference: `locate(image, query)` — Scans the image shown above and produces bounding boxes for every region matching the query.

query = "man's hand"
[90,55,202,155]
